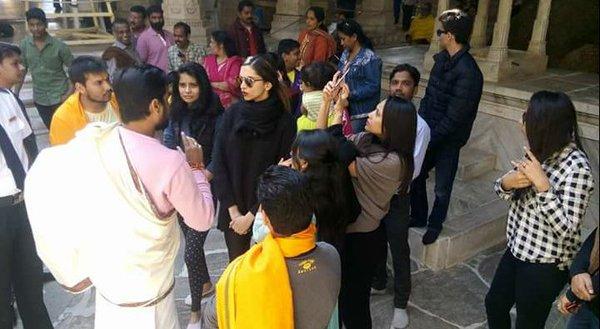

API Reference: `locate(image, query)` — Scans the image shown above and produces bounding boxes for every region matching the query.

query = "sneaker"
[422,229,440,245]
[390,308,409,329]
[370,287,387,295]
[185,294,192,306]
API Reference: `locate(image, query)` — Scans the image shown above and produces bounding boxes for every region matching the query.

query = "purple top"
[136,28,175,72]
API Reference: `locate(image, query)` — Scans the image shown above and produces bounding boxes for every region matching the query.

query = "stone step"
[457,147,496,181]
[408,189,508,271]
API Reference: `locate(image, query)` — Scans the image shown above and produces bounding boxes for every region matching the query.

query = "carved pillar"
[270,0,310,40]
[163,0,212,47]
[487,0,513,62]
[470,0,490,48]
[355,0,394,45]
[527,0,551,56]
[423,0,450,72]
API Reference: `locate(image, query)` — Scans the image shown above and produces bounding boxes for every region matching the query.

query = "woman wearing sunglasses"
[209,55,296,261]
[318,79,417,329]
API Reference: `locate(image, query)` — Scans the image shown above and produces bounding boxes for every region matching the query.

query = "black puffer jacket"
[419,46,483,147]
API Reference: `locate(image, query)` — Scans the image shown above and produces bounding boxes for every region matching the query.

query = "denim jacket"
[338,47,382,117]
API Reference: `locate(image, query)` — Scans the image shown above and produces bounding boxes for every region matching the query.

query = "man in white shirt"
[370,64,430,329]
[0,42,52,329]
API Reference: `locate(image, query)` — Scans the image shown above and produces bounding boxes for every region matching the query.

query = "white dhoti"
[25,123,181,329]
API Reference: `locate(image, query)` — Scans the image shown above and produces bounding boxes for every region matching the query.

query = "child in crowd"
[297,61,351,135]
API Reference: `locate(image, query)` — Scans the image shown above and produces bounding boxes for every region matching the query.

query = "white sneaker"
[390,308,409,329]
[370,287,387,295]
[185,294,192,306]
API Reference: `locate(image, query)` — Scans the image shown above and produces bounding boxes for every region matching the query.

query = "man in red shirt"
[228,1,266,58]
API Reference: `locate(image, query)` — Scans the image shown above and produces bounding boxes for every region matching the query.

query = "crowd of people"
[0,1,597,329]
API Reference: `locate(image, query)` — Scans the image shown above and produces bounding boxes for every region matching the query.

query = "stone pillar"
[527,0,551,56]
[270,0,310,41]
[487,0,513,62]
[163,0,213,47]
[423,0,450,72]
[470,0,490,48]
[355,0,395,46]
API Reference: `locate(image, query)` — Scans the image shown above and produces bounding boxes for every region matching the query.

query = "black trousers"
[340,225,387,329]
[179,218,210,312]
[485,250,569,329]
[410,143,461,232]
[34,103,60,130]
[372,194,411,309]
[402,5,416,31]
[223,229,252,262]
[0,202,52,329]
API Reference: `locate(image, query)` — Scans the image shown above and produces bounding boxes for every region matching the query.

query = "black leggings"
[179,218,210,312]
[339,225,387,329]
[485,250,569,329]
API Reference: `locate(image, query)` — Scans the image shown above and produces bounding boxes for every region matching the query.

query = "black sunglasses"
[236,76,264,88]
[436,29,447,37]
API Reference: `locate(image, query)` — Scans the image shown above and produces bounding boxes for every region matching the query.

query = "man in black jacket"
[410,9,483,245]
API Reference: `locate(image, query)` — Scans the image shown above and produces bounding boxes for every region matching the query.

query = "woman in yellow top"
[406,3,435,44]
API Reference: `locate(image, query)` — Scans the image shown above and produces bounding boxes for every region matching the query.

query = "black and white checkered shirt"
[495,143,595,270]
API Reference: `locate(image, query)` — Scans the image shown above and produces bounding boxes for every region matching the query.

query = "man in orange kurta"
[49,56,119,145]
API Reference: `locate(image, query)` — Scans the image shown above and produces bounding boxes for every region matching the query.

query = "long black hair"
[524,91,584,162]
[292,129,359,249]
[243,55,291,112]
[170,62,218,134]
[369,96,417,196]
[306,6,327,31]
[336,19,373,50]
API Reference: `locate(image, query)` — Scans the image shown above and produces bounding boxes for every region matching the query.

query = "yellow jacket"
[49,92,120,145]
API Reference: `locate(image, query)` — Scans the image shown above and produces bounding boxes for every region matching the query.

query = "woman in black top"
[288,129,360,253]
[209,55,296,261]
[162,62,223,328]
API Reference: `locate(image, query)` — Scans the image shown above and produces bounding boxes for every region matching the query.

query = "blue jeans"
[410,143,461,231]
[568,303,599,329]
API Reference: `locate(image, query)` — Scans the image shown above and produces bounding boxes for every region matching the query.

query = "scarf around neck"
[216,224,317,329]
[234,94,284,136]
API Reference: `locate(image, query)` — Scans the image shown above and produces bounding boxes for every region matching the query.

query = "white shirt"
[414,114,430,179]
[0,89,32,197]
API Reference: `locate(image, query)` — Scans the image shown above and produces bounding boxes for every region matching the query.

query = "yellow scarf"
[216,224,317,329]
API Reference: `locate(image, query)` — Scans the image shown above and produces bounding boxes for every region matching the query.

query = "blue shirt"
[338,47,382,117]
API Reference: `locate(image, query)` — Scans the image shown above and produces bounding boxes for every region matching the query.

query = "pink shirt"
[119,127,214,232]
[136,28,175,72]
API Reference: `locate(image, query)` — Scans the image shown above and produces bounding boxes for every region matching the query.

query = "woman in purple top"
[203,31,243,109]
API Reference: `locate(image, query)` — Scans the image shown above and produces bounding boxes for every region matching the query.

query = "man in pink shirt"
[136,5,174,72]
[25,64,213,329]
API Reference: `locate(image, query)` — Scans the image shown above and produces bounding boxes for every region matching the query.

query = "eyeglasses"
[436,29,447,37]
[236,76,264,88]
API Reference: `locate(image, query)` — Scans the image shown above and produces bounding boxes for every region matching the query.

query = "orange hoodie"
[49,92,120,145]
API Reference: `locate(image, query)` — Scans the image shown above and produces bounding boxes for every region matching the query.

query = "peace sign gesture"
[511,147,550,192]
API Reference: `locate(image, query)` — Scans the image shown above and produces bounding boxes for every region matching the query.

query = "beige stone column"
[355,0,394,44]
[470,0,490,48]
[270,0,310,41]
[487,0,513,62]
[163,0,212,47]
[423,0,450,72]
[527,0,552,56]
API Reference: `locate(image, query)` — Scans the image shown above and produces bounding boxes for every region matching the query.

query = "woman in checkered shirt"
[485,91,595,329]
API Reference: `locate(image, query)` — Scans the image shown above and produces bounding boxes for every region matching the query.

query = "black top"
[209,95,295,230]
[566,228,599,317]
[419,46,483,147]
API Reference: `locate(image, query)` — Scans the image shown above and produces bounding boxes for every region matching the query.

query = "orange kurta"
[49,92,120,145]
[298,29,336,67]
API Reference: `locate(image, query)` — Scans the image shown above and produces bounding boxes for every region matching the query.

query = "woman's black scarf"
[234,94,284,137]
